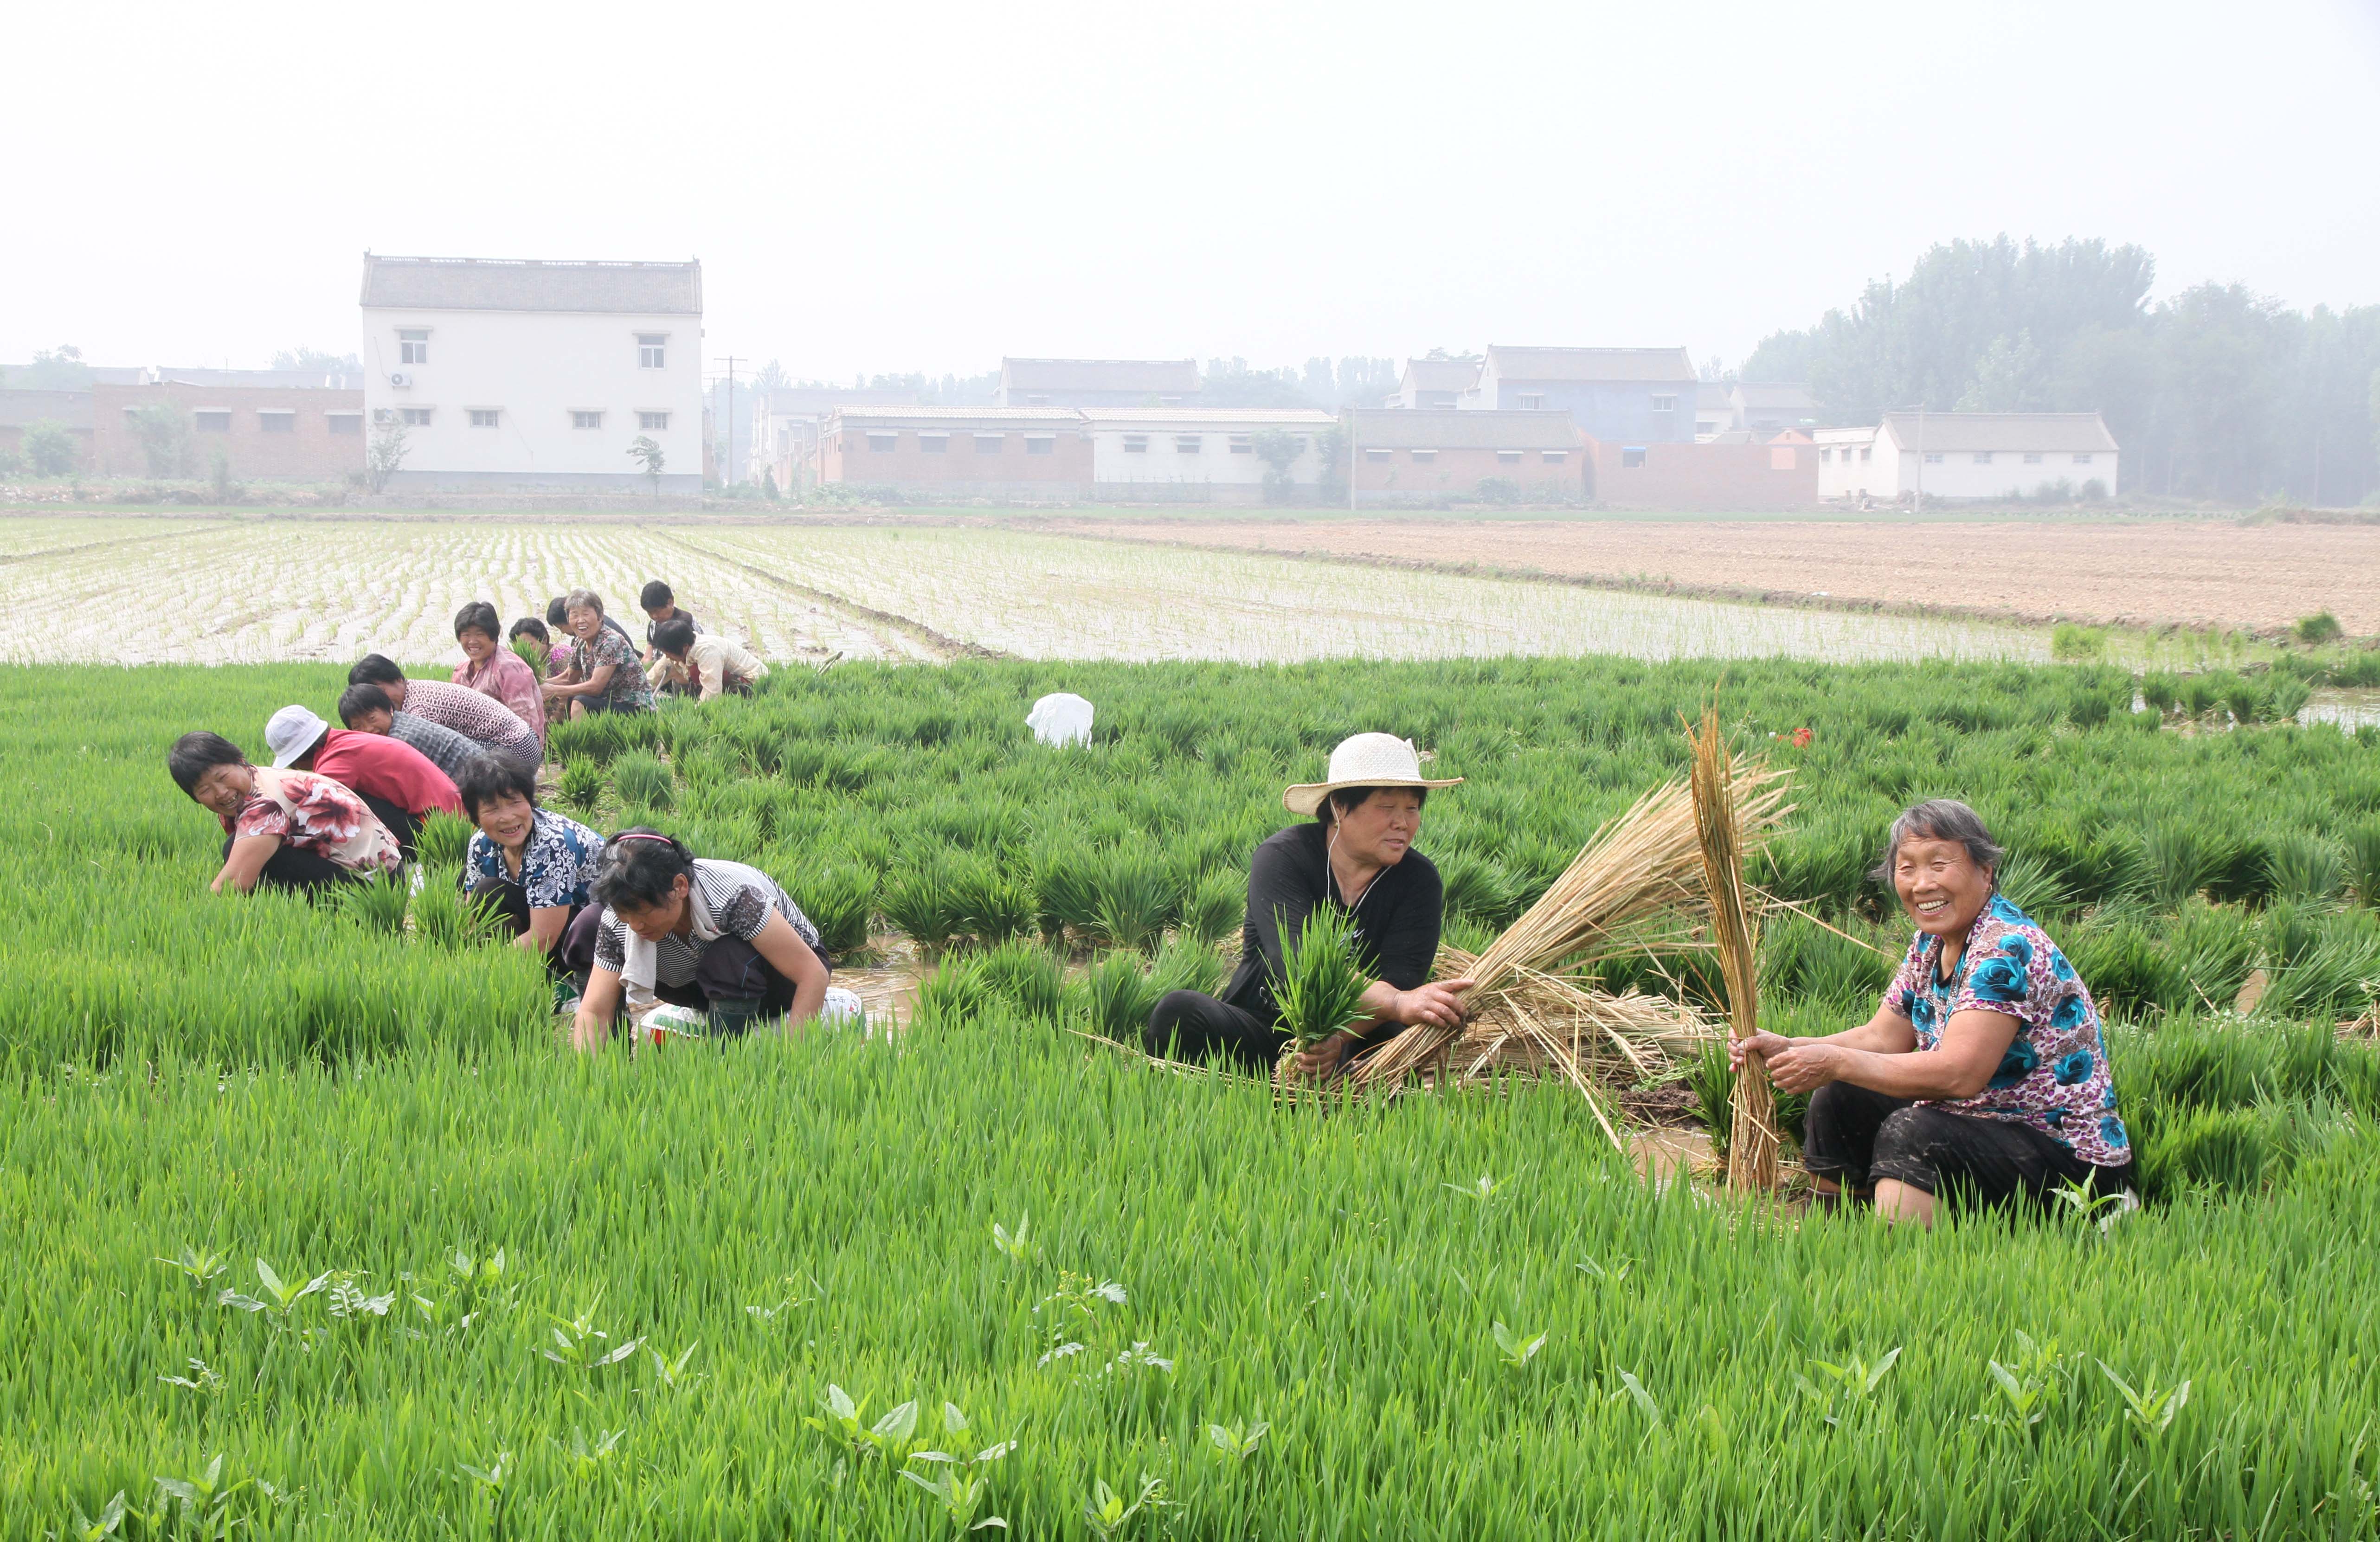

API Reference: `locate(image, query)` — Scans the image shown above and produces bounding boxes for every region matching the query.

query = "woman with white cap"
[262,702,461,860]
[1141,732,1473,1078]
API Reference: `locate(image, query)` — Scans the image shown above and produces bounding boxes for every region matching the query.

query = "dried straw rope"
[1688,707,1779,1189]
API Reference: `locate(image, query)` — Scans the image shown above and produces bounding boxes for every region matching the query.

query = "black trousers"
[221,835,362,898]
[1803,1081,2134,1212]
[467,876,581,977]
[558,905,799,1036]
[1143,990,1289,1071]
[359,793,421,860]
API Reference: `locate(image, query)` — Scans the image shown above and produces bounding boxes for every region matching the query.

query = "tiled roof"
[360,255,701,314]
[1484,346,1697,384]
[830,407,1085,425]
[1079,408,1335,426]
[1348,408,1579,450]
[999,358,1201,392]
[1879,411,2118,453]
[1401,357,1481,392]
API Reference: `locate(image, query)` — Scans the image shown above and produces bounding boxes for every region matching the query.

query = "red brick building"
[92,381,364,480]
[1345,409,1585,506]
[1582,434,1818,511]
[807,408,1091,499]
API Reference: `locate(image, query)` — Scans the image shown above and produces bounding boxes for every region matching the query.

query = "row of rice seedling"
[7,1016,2380,1538]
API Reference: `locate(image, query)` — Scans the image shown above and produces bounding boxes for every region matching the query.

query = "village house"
[1082,408,1336,502]
[1389,357,1480,410]
[0,388,93,467]
[806,407,1090,499]
[1730,382,1815,437]
[1582,433,1818,511]
[1346,408,1583,507]
[1694,381,1734,439]
[750,385,925,491]
[993,358,1200,408]
[359,254,705,492]
[1460,346,1699,443]
[1816,411,2120,502]
[92,378,363,479]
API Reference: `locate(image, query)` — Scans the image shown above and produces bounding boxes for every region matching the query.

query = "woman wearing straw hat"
[1141,732,1473,1079]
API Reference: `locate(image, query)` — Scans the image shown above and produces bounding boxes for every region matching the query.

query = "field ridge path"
[650,528,1014,662]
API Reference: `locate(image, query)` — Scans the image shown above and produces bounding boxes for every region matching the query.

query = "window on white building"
[1651,394,1678,412]
[1228,435,1252,454]
[1973,452,1993,464]
[258,410,296,433]
[867,432,897,452]
[1123,435,1149,453]
[469,409,501,428]
[1517,393,1544,409]
[1543,450,1569,464]
[1175,436,1202,454]
[1860,447,1872,462]
[195,411,231,431]
[398,329,429,364]
[1497,449,1523,463]
[2022,452,2043,464]
[1619,447,1645,469]
[1024,435,1055,455]
[402,407,435,427]
[638,411,670,431]
[571,411,602,430]
[2073,453,2094,464]
[637,334,667,369]
[1820,447,1833,463]
[327,413,362,435]
[1924,452,1944,463]
[974,434,1004,453]
[919,433,948,453]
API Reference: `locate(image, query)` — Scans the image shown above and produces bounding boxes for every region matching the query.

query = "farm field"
[1050,514,2380,636]
[8,654,2380,1536]
[0,514,2057,669]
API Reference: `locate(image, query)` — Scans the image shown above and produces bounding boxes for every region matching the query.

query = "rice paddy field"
[8,649,2380,1539]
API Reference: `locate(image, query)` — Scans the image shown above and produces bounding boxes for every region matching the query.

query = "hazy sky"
[10,0,2378,383]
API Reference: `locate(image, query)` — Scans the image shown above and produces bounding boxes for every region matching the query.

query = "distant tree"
[1741,328,1820,386]
[1249,427,1304,504]
[271,347,361,374]
[1955,329,2050,411]
[628,435,666,494]
[753,359,791,391]
[1202,358,1312,408]
[365,417,410,493]
[128,402,192,476]
[21,420,79,476]
[1697,355,1735,383]
[208,444,235,501]
[21,346,92,391]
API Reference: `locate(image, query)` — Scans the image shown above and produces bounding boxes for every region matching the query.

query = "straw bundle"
[1688,707,1779,1188]
[1351,753,1789,1099]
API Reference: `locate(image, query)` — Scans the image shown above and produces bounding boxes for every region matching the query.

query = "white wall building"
[1083,408,1336,500]
[360,254,704,492]
[1816,411,2120,502]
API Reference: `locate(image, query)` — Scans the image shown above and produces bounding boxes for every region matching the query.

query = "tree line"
[1744,236,2380,506]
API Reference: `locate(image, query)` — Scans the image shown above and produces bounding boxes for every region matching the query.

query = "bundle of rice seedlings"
[415,810,477,869]
[1688,706,1779,1189]
[1273,906,1371,1083]
[1352,753,1788,1096]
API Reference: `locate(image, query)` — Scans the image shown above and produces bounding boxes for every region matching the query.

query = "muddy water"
[2303,689,2380,732]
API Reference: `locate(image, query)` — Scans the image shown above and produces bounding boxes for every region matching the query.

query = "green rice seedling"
[973,937,1068,1021]
[2052,624,2105,662]
[2341,822,2380,907]
[1179,866,1245,945]
[1438,849,1524,930]
[2222,679,2264,726]
[2142,824,2224,911]
[338,871,411,934]
[2140,672,2180,713]
[412,878,504,951]
[2256,910,2380,1020]
[2294,610,2344,645]
[2264,833,2342,905]
[1090,846,1178,955]
[556,759,605,815]
[1031,840,1102,942]
[1076,949,1163,1044]
[609,751,673,811]
[793,862,877,957]
[2176,674,2224,717]
[414,810,476,869]
[1995,850,2077,921]
[1148,935,1226,1000]
[913,952,994,1026]
[882,856,965,954]
[946,852,1032,946]
[2265,674,2313,723]
[1272,905,1369,1050]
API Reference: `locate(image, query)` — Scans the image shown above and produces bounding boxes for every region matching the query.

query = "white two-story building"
[360,254,704,492]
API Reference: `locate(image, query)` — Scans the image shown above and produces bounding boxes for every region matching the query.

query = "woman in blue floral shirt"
[457,757,604,976]
[1731,799,2133,1226]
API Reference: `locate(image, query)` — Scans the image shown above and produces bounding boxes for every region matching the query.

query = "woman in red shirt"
[262,704,459,858]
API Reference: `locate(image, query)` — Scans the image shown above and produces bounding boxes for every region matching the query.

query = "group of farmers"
[168,596,2136,1227]
[166,582,831,1049]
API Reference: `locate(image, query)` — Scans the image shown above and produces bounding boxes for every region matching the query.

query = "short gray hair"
[562,588,605,617]
[1871,798,2005,884]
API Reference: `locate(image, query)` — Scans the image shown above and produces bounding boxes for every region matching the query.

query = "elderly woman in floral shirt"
[543,589,654,720]
[1732,799,2132,1226]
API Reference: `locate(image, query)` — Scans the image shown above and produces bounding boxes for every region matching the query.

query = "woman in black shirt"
[1142,733,1473,1078]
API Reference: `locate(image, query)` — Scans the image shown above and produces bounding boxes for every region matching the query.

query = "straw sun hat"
[1282,732,1462,817]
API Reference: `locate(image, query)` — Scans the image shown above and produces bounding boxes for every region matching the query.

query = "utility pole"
[713,354,744,488]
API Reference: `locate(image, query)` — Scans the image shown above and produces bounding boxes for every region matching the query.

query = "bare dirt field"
[1046,516,2380,635]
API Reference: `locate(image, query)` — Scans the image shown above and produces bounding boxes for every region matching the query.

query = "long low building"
[1345,409,1584,506]
[806,406,1336,503]
[1817,411,2120,502]
[93,379,362,480]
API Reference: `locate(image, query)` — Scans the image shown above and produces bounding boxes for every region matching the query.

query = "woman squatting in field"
[1139,732,1473,1080]
[565,828,860,1050]
[1731,799,2136,1226]
[167,731,403,896]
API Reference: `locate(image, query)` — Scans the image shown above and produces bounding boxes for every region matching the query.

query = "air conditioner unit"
[389,372,412,388]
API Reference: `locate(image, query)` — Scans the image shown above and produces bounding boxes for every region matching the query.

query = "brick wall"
[1351,442,1586,506]
[1583,437,1819,511]
[92,383,364,481]
[811,423,1091,498]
